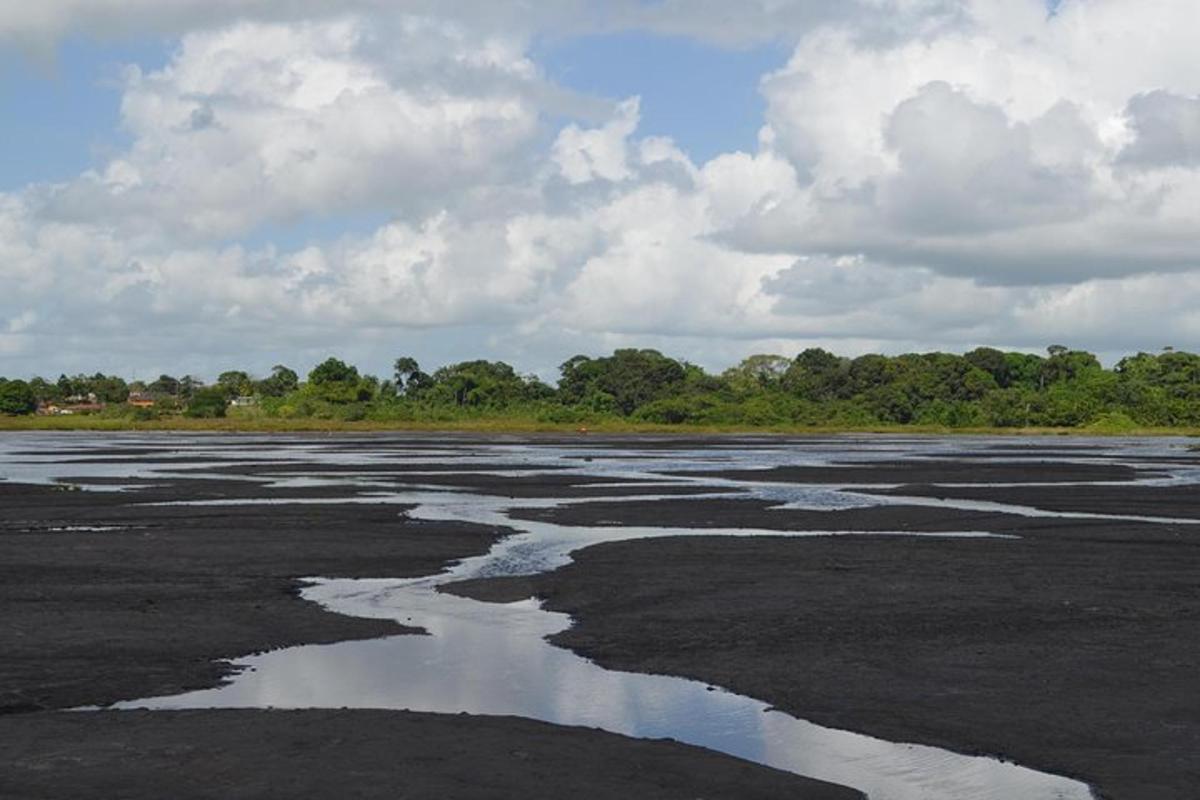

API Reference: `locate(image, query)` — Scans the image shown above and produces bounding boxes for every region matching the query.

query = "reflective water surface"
[9,433,1196,800]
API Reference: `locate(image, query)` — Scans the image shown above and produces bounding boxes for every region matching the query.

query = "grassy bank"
[1,413,1196,437]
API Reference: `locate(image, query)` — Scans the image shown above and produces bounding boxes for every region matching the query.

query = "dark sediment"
[0,481,504,712]
[373,472,739,498]
[662,460,1159,484]
[6,436,1199,800]
[440,575,540,603]
[0,710,859,800]
[450,517,1200,800]
[54,469,737,499]
[870,482,1200,520]
[509,495,1199,544]
[0,464,860,799]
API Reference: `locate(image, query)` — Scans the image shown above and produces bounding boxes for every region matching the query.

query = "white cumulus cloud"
[3,0,1200,378]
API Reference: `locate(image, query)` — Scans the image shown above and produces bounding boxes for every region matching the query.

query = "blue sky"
[0,38,168,190]
[537,32,787,163]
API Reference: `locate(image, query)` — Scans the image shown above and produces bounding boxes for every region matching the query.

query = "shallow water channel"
[11,433,1196,800]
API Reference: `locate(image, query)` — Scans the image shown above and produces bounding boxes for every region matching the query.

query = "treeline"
[3,346,1200,429]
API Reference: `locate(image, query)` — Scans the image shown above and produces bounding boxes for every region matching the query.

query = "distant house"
[127,392,156,409]
[229,396,259,408]
[40,402,105,416]
[65,392,99,404]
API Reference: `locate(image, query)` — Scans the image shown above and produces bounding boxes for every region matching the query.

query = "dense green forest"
[3,346,1200,429]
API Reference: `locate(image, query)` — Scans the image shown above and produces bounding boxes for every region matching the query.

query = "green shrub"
[184,388,228,418]
[1085,412,1140,433]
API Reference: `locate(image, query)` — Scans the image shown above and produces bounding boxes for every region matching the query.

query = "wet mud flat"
[0,480,504,712]
[0,438,860,800]
[867,481,1200,520]
[453,462,1200,800]
[506,495,1199,542]
[664,459,1157,484]
[2,433,1198,799]
[0,710,855,800]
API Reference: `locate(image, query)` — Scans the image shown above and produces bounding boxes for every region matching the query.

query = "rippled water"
[9,432,1196,800]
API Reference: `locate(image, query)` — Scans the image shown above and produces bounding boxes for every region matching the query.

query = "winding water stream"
[9,433,1197,799]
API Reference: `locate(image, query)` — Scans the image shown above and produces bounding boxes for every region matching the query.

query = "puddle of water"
[124,579,1090,800]
[44,525,135,533]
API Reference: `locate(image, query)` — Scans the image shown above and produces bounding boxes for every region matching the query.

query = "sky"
[1,0,1198,381]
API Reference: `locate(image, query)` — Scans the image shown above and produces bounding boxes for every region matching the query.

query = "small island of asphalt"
[2,710,857,800]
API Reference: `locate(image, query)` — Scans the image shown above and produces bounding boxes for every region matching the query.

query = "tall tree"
[307,358,368,404]
[259,365,299,397]
[394,357,420,387]
[217,371,253,397]
[0,380,37,415]
[148,375,180,397]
